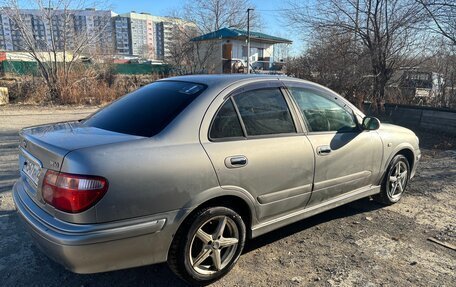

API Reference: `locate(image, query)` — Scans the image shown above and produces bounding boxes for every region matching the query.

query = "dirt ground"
[0,105,455,287]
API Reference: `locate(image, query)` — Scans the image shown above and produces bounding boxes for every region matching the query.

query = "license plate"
[22,158,41,186]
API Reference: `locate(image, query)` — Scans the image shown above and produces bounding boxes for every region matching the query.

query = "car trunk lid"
[18,121,143,209]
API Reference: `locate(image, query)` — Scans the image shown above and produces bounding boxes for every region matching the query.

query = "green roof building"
[191,28,292,74]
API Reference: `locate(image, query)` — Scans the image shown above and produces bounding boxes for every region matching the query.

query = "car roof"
[159,74,289,88]
[157,74,366,136]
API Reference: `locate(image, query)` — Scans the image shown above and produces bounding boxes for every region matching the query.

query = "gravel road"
[0,105,455,287]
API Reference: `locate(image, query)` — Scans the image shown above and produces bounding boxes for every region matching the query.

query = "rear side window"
[233,88,296,136]
[210,99,244,139]
[83,81,206,137]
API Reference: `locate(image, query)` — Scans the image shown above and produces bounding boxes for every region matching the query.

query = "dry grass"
[2,67,166,105]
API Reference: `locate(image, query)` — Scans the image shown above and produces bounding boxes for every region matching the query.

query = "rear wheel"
[168,206,246,286]
[375,154,410,204]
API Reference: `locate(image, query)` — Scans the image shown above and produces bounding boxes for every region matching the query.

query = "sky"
[14,0,306,54]
[108,0,305,54]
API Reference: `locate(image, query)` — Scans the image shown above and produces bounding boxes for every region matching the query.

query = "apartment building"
[73,8,114,54]
[0,8,115,54]
[112,15,130,55]
[154,21,164,59]
[157,17,198,60]
[117,12,156,58]
[0,8,196,60]
[117,12,196,60]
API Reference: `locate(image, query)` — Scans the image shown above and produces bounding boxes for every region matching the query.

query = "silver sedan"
[13,75,420,285]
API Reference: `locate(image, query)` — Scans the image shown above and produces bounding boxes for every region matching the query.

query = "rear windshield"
[83,81,206,137]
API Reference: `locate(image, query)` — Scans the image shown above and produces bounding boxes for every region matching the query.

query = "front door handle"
[317,145,332,156]
[225,155,248,168]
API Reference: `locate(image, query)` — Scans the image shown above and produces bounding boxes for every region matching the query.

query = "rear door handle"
[317,145,332,156]
[225,155,248,168]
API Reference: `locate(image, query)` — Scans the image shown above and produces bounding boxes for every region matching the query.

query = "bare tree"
[1,0,112,101]
[168,23,230,74]
[167,23,199,74]
[286,0,428,109]
[287,28,372,106]
[138,44,155,60]
[416,0,456,45]
[424,41,456,108]
[159,9,215,74]
[183,0,260,33]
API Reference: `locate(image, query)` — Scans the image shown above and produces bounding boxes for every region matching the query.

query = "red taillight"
[42,170,108,213]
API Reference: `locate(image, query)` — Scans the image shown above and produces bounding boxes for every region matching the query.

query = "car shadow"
[329,131,360,151]
[244,198,384,254]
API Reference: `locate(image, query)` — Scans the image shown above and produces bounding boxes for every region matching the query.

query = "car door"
[285,83,383,206]
[200,82,315,220]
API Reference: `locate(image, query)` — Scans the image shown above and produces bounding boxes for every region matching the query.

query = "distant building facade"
[117,12,197,60]
[112,15,130,55]
[0,8,115,54]
[0,8,196,61]
[74,8,114,54]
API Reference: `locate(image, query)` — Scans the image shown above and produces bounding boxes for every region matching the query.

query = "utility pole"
[353,0,359,79]
[247,8,254,74]
[354,0,359,44]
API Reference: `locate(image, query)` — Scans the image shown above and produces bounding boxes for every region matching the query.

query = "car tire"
[375,154,410,205]
[168,206,246,286]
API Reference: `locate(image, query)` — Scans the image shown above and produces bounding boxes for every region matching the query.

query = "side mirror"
[362,116,380,130]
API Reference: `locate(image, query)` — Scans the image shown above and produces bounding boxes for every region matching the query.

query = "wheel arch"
[379,146,415,185]
[396,148,415,171]
[194,196,253,236]
[178,191,257,240]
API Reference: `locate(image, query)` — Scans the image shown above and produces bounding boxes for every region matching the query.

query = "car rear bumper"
[13,179,184,274]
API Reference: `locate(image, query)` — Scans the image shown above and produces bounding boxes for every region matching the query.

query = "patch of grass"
[1,68,167,105]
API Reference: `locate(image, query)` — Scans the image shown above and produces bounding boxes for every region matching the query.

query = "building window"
[242,46,248,58]
[258,48,264,61]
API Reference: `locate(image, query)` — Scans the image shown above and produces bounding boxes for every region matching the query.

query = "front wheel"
[375,154,410,204]
[168,206,246,286]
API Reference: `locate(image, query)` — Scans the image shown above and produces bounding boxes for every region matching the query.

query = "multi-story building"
[151,16,197,61]
[0,8,115,54]
[72,8,114,54]
[0,8,197,60]
[128,13,150,57]
[117,12,196,60]
[115,12,153,59]
[112,15,130,55]
[154,22,164,59]
[0,14,13,51]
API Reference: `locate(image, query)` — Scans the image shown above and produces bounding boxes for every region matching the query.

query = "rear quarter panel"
[61,138,219,223]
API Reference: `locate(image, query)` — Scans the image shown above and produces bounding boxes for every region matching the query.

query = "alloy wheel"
[189,215,239,275]
[388,161,408,200]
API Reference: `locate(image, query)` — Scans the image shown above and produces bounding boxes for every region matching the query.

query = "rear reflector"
[42,170,108,213]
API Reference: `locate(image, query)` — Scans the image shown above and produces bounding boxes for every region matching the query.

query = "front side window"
[289,88,357,132]
[233,88,296,136]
